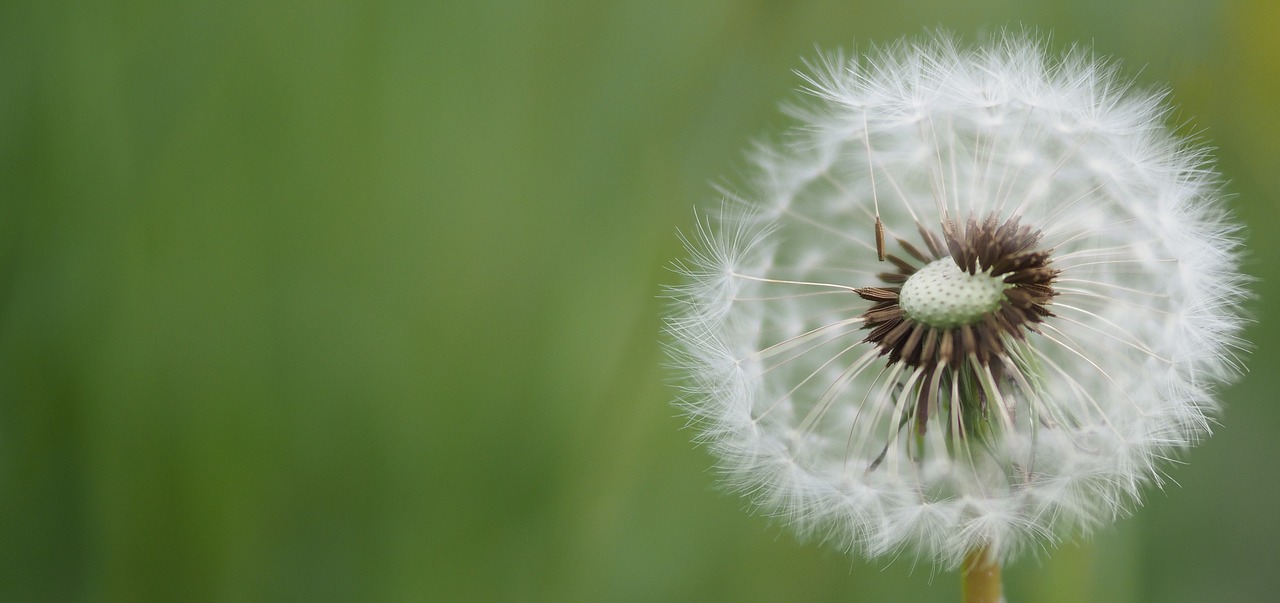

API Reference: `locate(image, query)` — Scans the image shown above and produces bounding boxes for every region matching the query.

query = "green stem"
[962,545,1002,603]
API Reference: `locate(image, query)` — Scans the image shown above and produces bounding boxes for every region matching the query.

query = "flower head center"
[899,259,1009,328]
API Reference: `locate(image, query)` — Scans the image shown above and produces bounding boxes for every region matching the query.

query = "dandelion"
[666,32,1246,600]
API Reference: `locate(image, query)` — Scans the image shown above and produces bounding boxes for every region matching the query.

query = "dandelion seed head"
[666,31,1247,568]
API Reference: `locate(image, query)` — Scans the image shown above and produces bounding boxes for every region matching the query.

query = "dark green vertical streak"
[0,2,133,600]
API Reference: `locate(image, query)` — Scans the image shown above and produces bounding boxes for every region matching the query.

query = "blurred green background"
[2,1,1277,602]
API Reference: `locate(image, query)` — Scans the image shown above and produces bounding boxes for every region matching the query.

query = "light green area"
[900,260,1010,328]
[1,1,1277,602]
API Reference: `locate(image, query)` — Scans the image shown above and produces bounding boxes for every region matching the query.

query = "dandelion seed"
[665,31,1248,594]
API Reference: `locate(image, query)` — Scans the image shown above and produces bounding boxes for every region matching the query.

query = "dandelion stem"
[962,545,1002,603]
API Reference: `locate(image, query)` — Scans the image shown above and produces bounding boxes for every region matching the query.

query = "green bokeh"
[2,1,1276,601]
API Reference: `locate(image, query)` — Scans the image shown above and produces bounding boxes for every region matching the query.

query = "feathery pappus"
[666,32,1247,567]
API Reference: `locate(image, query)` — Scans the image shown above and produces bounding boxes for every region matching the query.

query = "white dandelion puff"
[666,32,1247,571]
